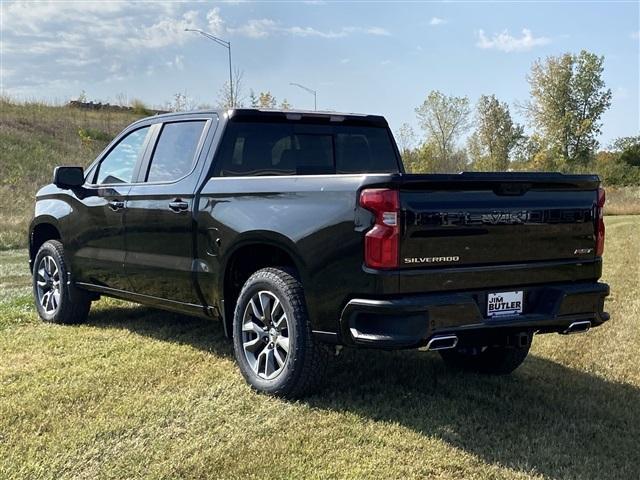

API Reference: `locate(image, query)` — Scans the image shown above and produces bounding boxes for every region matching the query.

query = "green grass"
[1,216,638,479]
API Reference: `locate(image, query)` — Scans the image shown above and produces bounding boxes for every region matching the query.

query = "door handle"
[168,200,189,213]
[108,200,125,211]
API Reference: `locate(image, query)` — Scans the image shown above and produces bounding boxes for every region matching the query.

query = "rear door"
[68,125,153,290]
[124,115,215,304]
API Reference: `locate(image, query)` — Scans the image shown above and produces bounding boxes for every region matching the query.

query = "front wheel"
[232,267,329,398]
[439,341,531,374]
[33,240,91,324]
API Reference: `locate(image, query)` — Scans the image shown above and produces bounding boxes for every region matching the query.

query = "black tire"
[439,341,531,374]
[32,240,91,324]
[232,267,329,398]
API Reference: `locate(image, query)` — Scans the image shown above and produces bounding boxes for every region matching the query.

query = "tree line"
[396,50,639,185]
[159,49,638,185]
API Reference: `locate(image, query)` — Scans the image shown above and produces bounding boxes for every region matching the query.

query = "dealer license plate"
[487,291,523,317]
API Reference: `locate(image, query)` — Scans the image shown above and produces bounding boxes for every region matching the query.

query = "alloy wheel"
[36,255,61,315]
[241,290,290,380]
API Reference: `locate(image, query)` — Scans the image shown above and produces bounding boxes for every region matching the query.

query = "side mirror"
[53,166,84,189]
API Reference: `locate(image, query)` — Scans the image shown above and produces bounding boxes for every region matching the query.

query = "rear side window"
[146,121,206,182]
[214,122,398,176]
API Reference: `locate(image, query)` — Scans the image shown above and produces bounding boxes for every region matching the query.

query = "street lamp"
[185,28,234,107]
[290,82,317,111]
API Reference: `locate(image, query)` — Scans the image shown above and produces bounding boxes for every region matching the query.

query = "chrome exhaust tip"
[561,320,591,335]
[424,334,459,351]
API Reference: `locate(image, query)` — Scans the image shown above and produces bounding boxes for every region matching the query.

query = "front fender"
[28,197,72,262]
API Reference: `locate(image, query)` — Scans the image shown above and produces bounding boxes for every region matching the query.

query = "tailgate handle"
[494,183,531,196]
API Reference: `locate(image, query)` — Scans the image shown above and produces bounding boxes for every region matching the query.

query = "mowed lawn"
[1,217,639,480]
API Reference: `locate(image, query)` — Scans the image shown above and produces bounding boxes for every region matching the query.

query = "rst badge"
[487,291,523,317]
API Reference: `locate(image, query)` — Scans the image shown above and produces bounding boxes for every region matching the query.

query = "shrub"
[78,127,112,144]
[131,99,151,116]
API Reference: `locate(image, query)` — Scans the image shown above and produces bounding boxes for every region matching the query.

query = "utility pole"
[185,28,234,107]
[290,82,317,111]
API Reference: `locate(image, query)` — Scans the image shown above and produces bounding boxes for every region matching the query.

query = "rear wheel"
[232,267,329,398]
[439,341,531,374]
[33,240,91,324]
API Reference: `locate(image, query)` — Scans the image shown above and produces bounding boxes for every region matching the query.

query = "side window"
[95,126,150,185]
[146,121,206,182]
[335,128,398,174]
[213,122,399,177]
[217,123,296,176]
[216,123,334,176]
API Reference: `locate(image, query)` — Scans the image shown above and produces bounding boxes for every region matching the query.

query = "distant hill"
[0,99,145,249]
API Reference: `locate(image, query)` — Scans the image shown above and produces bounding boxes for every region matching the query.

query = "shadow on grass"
[87,304,639,480]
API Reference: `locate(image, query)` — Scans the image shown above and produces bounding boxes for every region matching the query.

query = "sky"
[1,0,639,146]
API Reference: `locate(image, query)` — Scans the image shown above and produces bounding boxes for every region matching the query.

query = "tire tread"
[34,240,91,325]
[233,267,329,398]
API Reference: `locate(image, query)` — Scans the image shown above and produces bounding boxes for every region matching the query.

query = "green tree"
[248,90,277,108]
[414,90,470,172]
[468,95,524,171]
[611,135,640,167]
[526,50,612,165]
[395,123,417,155]
[402,142,437,173]
[279,99,292,110]
[258,92,277,108]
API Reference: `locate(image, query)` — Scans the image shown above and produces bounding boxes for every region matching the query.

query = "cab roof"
[143,108,389,128]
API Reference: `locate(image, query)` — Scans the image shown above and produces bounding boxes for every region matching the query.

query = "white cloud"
[0,1,390,98]
[231,18,278,38]
[631,31,640,40]
[130,10,200,49]
[206,8,227,36]
[340,58,350,64]
[429,17,446,26]
[226,20,389,39]
[476,28,551,52]
[363,27,391,36]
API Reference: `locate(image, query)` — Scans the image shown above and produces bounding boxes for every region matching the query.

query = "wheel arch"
[219,232,307,338]
[29,217,62,270]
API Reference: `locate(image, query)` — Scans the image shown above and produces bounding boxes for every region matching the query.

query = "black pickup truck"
[29,109,609,397]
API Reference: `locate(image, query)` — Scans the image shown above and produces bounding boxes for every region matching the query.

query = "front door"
[68,125,152,290]
[124,118,212,304]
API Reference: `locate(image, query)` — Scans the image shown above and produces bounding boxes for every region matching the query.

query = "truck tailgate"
[397,173,601,269]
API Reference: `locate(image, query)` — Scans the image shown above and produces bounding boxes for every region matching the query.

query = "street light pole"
[185,28,234,107]
[290,82,317,111]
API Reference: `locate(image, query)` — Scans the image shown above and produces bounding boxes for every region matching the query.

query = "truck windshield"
[214,121,400,176]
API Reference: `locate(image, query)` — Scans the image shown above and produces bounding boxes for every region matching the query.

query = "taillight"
[595,187,605,256]
[359,188,399,269]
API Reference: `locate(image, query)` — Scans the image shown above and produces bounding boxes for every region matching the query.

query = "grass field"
[0,216,638,479]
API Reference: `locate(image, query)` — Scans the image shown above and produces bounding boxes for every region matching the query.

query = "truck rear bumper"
[339,282,609,349]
